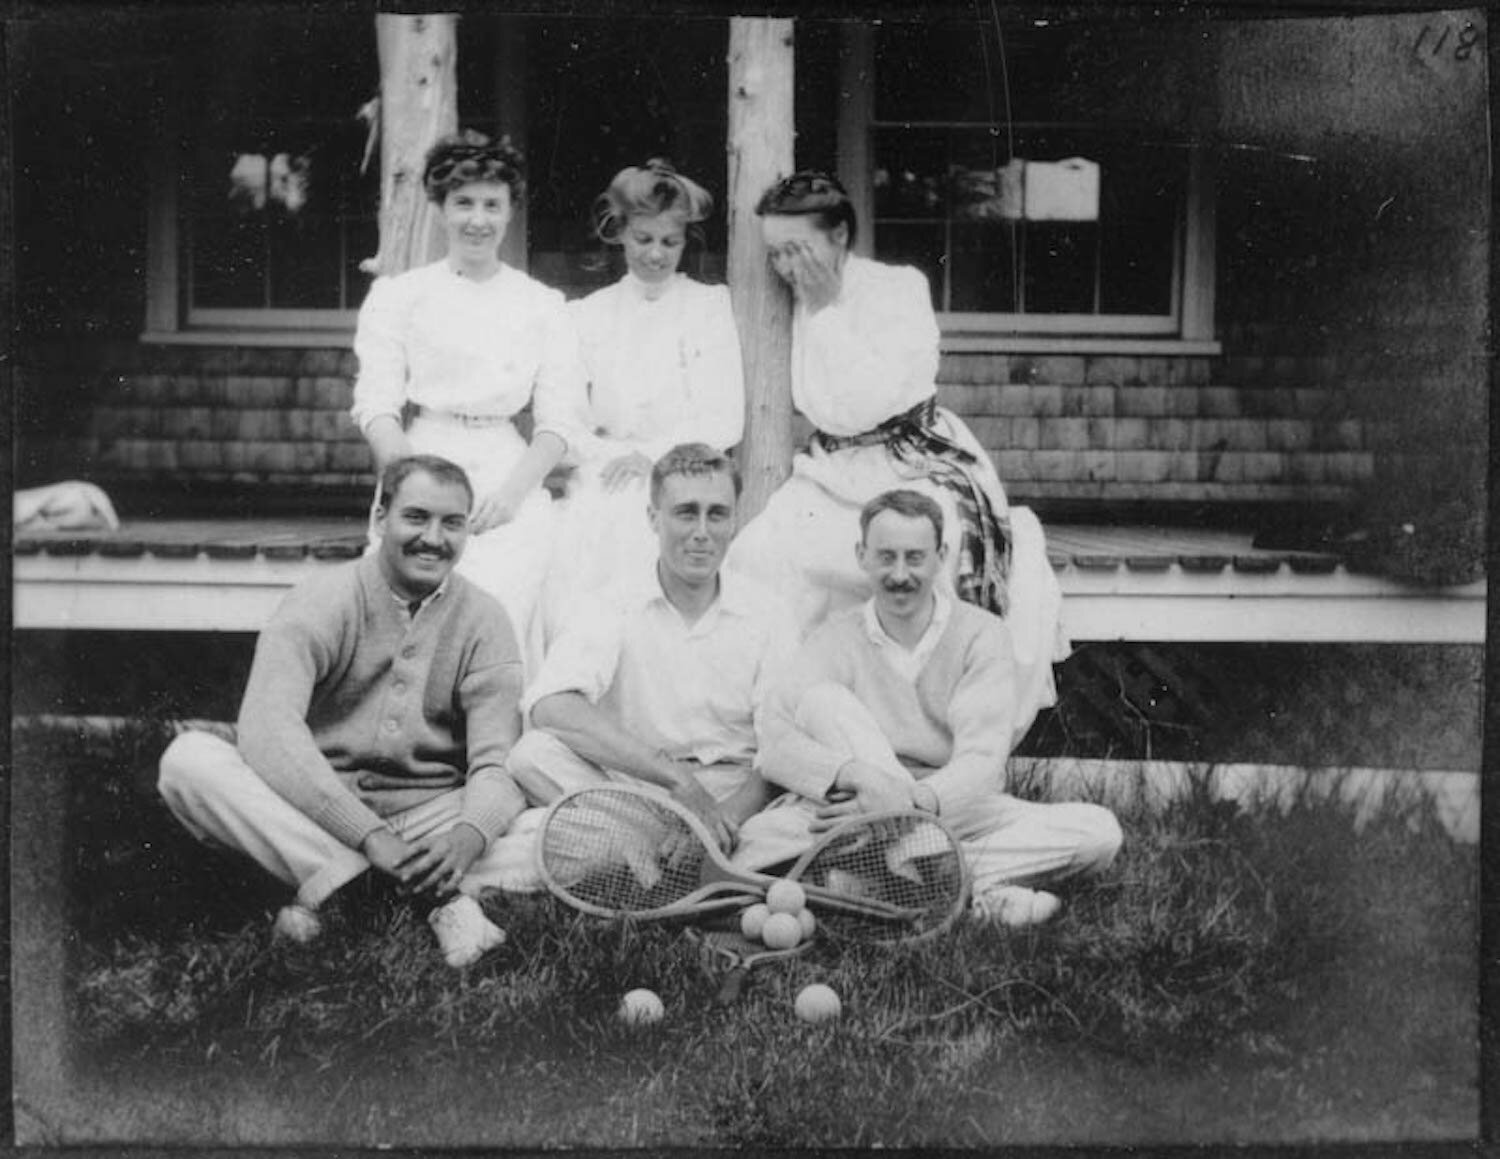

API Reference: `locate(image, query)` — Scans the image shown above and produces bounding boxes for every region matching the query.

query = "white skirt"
[542,460,660,644]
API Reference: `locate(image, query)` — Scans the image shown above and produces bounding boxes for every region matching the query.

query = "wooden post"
[727,17,796,521]
[363,14,458,277]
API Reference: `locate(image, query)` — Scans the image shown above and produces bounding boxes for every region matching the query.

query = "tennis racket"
[688,921,812,1005]
[786,809,970,944]
[536,784,915,922]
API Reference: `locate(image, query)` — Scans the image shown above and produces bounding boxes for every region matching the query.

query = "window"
[181,17,381,330]
[854,22,1212,339]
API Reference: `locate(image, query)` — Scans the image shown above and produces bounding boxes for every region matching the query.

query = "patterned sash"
[814,398,1013,617]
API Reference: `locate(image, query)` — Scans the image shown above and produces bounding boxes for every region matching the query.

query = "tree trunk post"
[727,17,795,522]
[365,13,458,277]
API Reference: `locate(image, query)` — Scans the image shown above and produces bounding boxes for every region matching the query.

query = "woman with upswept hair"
[725,170,1066,750]
[351,130,590,672]
[544,159,745,628]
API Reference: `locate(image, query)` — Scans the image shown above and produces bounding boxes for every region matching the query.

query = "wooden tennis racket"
[535,784,916,922]
[787,809,970,944]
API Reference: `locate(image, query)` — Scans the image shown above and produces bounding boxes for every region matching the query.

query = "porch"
[13,519,1486,643]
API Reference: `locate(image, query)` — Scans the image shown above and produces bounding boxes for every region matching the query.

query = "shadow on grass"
[20,722,1479,1149]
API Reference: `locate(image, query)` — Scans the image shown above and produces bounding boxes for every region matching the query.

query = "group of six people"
[158,132,1121,968]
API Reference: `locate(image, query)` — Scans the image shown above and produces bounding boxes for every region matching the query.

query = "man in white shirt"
[735,488,1122,926]
[507,443,796,846]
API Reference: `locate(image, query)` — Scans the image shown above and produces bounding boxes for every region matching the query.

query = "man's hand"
[361,828,421,882]
[401,824,488,898]
[669,771,734,851]
[599,451,653,493]
[812,759,915,831]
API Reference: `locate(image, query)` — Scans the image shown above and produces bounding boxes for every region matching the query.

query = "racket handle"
[716,966,749,1005]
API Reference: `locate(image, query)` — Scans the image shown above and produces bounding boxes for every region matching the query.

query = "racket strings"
[542,792,711,912]
[795,816,966,940]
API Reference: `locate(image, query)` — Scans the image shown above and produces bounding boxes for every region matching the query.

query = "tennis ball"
[794,983,842,1024]
[761,911,803,950]
[740,902,772,940]
[618,988,665,1026]
[796,907,817,941]
[766,879,807,915]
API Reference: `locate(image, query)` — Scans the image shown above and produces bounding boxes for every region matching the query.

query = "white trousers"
[506,729,754,808]
[157,731,547,906]
[731,684,1122,900]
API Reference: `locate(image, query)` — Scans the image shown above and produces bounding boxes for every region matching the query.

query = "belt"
[409,403,513,429]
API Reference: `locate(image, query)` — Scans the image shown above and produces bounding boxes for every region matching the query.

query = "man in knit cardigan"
[159,455,535,967]
[733,488,1122,926]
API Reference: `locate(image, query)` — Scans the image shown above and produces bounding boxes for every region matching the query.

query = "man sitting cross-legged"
[733,488,1122,925]
[158,454,540,968]
[507,443,797,846]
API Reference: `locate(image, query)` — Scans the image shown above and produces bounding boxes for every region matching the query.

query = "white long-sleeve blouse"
[351,258,590,450]
[569,273,745,463]
[792,254,941,438]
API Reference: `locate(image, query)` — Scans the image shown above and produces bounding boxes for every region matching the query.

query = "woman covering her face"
[350,130,590,672]
[725,171,1066,750]
[542,159,745,631]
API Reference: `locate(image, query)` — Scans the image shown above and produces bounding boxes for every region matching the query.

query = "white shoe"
[971,885,1062,928]
[273,903,323,944]
[428,894,506,968]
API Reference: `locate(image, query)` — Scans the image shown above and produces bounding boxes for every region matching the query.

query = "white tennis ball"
[618,988,665,1026]
[794,983,842,1024]
[740,902,772,940]
[761,911,802,950]
[796,907,817,941]
[766,879,807,915]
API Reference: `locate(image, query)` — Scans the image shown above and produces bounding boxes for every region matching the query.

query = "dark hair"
[423,130,526,206]
[650,442,742,506]
[377,454,474,512]
[754,170,858,248]
[594,159,714,245]
[859,489,944,546]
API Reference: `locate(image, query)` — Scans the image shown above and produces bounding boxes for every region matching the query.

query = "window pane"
[1023,222,1097,314]
[950,221,1018,313]
[1098,146,1181,315]
[873,129,948,221]
[193,210,265,309]
[872,224,946,313]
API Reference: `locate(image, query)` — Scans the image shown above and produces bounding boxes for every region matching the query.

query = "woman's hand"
[599,451,653,493]
[470,486,525,534]
[785,240,842,314]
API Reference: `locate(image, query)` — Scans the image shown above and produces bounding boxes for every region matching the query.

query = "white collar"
[861,587,952,653]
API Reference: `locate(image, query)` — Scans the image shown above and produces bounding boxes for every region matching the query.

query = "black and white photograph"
[6,0,1487,1149]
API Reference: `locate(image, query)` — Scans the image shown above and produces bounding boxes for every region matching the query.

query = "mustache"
[882,579,920,594]
[403,542,454,560]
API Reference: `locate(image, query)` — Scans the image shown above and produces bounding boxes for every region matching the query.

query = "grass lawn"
[19,717,1478,1150]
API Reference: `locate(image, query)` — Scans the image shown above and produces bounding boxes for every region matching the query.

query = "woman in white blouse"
[351,131,589,664]
[546,160,744,621]
[725,171,1065,750]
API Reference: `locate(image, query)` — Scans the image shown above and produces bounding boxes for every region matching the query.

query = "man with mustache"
[506,443,795,847]
[734,488,1122,926]
[158,455,537,967]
